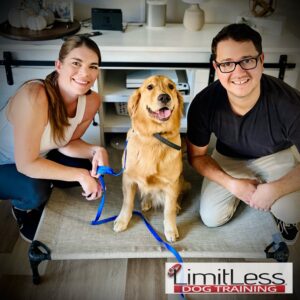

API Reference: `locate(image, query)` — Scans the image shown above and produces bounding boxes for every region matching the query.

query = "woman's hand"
[78,169,103,200]
[91,147,109,177]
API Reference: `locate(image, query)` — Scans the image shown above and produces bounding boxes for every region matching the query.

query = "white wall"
[1,0,299,38]
[72,0,300,41]
[72,0,253,24]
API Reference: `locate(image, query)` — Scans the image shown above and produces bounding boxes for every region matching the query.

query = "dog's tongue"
[158,108,171,120]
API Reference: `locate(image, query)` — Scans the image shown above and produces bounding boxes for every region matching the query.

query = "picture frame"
[43,0,74,22]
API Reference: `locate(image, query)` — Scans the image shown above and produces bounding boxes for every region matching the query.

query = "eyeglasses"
[215,54,262,73]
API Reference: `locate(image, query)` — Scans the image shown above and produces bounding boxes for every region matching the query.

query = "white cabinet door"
[193,69,210,97]
[0,66,54,108]
[82,78,101,145]
[263,69,299,88]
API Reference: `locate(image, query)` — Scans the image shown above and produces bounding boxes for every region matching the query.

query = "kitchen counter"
[1,23,300,63]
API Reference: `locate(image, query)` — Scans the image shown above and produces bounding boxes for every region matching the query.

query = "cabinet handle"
[3,51,13,85]
[208,54,215,85]
[278,55,287,81]
[263,55,296,81]
[0,52,296,85]
[92,117,98,126]
[1,51,54,85]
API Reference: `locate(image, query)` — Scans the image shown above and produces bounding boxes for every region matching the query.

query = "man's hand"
[227,178,260,204]
[249,182,278,211]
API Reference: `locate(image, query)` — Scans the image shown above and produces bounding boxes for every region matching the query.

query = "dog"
[113,75,189,242]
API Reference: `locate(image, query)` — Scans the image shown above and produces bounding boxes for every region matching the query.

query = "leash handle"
[91,166,124,223]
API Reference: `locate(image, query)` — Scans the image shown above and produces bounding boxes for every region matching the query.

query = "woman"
[0,35,109,242]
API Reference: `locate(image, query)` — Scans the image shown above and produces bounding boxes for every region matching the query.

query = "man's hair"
[211,23,262,60]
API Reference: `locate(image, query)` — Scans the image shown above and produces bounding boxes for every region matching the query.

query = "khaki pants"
[200,147,300,227]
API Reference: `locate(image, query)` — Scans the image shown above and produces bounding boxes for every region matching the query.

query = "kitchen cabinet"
[0,66,53,108]
[1,23,300,146]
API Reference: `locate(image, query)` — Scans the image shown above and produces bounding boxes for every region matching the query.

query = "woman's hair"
[44,35,101,143]
[211,23,262,61]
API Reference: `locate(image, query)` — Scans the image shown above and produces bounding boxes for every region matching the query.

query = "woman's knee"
[12,179,51,210]
[29,179,52,206]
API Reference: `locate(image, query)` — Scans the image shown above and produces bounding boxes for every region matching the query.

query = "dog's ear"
[128,88,141,117]
[176,89,184,116]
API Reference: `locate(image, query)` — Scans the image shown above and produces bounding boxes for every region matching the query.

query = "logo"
[165,263,293,294]
[168,263,182,277]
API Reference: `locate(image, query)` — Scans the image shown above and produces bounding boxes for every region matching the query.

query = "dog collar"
[153,133,181,151]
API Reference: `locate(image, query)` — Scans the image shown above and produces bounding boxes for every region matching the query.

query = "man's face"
[214,39,264,103]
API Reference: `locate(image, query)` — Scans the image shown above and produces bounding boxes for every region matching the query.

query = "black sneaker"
[275,217,299,245]
[11,206,43,243]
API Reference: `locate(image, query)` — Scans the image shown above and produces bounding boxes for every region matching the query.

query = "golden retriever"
[113,75,189,242]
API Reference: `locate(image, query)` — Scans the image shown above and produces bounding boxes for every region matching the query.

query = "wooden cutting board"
[0,20,81,41]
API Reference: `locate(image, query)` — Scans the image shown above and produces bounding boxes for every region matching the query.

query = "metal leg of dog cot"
[28,240,51,284]
[264,232,290,262]
[265,241,289,262]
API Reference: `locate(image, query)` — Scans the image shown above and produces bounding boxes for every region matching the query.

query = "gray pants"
[200,147,300,227]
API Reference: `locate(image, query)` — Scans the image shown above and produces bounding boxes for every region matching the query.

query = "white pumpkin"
[8,8,34,28]
[27,15,47,31]
[39,8,55,26]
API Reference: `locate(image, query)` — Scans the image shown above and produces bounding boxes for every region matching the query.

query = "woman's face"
[55,45,99,97]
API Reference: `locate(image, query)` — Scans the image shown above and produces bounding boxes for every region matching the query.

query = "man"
[187,23,300,244]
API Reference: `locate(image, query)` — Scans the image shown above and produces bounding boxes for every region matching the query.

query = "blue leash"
[91,165,183,264]
[90,144,185,298]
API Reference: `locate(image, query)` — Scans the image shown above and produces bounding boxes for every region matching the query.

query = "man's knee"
[200,198,239,227]
[200,209,231,227]
[271,193,300,224]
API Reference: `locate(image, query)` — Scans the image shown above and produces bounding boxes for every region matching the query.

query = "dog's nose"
[158,93,171,104]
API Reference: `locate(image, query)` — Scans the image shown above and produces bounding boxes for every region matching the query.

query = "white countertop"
[1,23,300,63]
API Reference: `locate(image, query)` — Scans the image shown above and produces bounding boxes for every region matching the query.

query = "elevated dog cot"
[28,159,287,284]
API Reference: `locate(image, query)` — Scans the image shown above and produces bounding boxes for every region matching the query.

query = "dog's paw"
[113,217,129,232]
[141,197,152,212]
[164,226,179,243]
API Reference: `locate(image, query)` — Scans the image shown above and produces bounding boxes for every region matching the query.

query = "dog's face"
[128,75,184,133]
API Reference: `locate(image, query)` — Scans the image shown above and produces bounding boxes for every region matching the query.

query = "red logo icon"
[168,263,182,277]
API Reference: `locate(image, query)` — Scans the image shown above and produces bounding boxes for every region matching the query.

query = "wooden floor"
[0,197,299,300]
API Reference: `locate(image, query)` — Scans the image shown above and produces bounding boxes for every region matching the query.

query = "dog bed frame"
[28,161,287,284]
